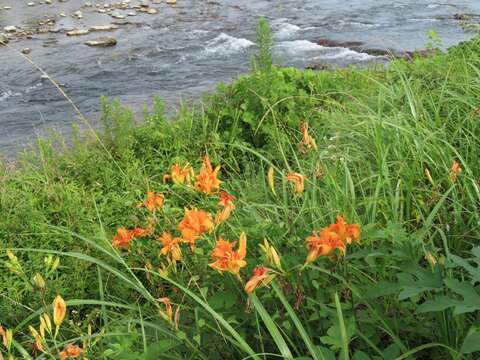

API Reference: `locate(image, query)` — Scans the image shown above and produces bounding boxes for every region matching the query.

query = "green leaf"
[449,253,480,284]
[272,282,324,360]
[444,278,480,314]
[416,295,457,313]
[397,264,443,300]
[146,340,180,360]
[353,351,372,360]
[461,328,480,354]
[250,294,294,359]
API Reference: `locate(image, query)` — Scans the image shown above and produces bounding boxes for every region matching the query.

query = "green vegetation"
[1,22,480,359]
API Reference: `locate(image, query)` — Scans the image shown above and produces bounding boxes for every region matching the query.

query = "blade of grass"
[334,292,350,360]
[271,281,323,360]
[249,294,293,359]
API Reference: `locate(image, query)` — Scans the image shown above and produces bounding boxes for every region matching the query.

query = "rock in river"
[4,26,17,33]
[84,37,117,47]
[89,24,119,32]
[0,33,9,45]
[67,29,90,36]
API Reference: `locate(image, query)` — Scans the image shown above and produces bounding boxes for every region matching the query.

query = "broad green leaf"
[461,329,480,354]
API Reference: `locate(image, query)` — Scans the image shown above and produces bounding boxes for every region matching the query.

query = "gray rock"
[90,24,119,31]
[66,29,90,36]
[4,26,17,33]
[84,36,117,47]
[22,48,31,54]
[0,33,9,45]
[454,13,472,21]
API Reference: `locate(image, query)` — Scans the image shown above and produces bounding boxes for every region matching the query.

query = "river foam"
[204,33,255,56]
[276,40,377,62]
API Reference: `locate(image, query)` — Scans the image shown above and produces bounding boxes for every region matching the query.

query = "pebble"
[4,26,17,33]
[147,8,158,14]
[3,6,12,10]
[0,33,9,45]
[74,10,83,19]
[90,24,119,31]
[66,29,90,36]
[22,48,31,54]
[85,36,117,47]
[111,13,126,19]
[166,0,176,4]
[28,2,35,6]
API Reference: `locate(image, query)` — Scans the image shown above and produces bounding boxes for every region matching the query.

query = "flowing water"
[1,0,479,157]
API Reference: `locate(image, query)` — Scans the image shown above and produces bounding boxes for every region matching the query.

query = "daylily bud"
[260,239,283,272]
[40,314,52,335]
[425,252,437,268]
[53,295,67,328]
[5,329,12,351]
[29,325,39,339]
[51,257,60,271]
[33,273,46,289]
[158,297,173,325]
[0,325,12,350]
[6,250,16,262]
[267,167,276,196]
[424,168,434,185]
[44,255,52,266]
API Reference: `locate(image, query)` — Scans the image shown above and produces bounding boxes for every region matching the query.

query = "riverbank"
[2,0,480,158]
[1,25,480,358]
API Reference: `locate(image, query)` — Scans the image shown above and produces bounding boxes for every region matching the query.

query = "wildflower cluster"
[110,154,362,309]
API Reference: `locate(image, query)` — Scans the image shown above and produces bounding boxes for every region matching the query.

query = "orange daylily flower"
[329,215,360,245]
[138,192,164,212]
[449,160,462,182]
[178,208,214,249]
[215,191,236,224]
[305,215,360,264]
[53,295,66,328]
[158,297,173,324]
[300,122,317,152]
[159,232,182,261]
[59,344,83,360]
[112,227,148,249]
[286,172,305,194]
[112,227,135,249]
[245,266,275,293]
[195,155,221,194]
[209,232,247,275]
[163,163,194,185]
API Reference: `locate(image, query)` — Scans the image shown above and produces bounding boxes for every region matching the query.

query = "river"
[1,0,479,158]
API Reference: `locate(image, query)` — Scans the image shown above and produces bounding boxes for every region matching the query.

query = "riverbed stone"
[67,29,90,36]
[22,48,31,54]
[90,24,119,31]
[0,33,9,45]
[85,36,117,47]
[166,0,176,4]
[4,26,17,33]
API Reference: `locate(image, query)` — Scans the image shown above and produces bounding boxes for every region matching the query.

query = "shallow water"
[1,0,479,157]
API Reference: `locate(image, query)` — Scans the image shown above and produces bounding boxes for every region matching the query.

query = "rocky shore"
[0,0,179,49]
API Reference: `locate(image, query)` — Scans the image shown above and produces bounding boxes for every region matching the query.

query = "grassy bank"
[1,22,480,359]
